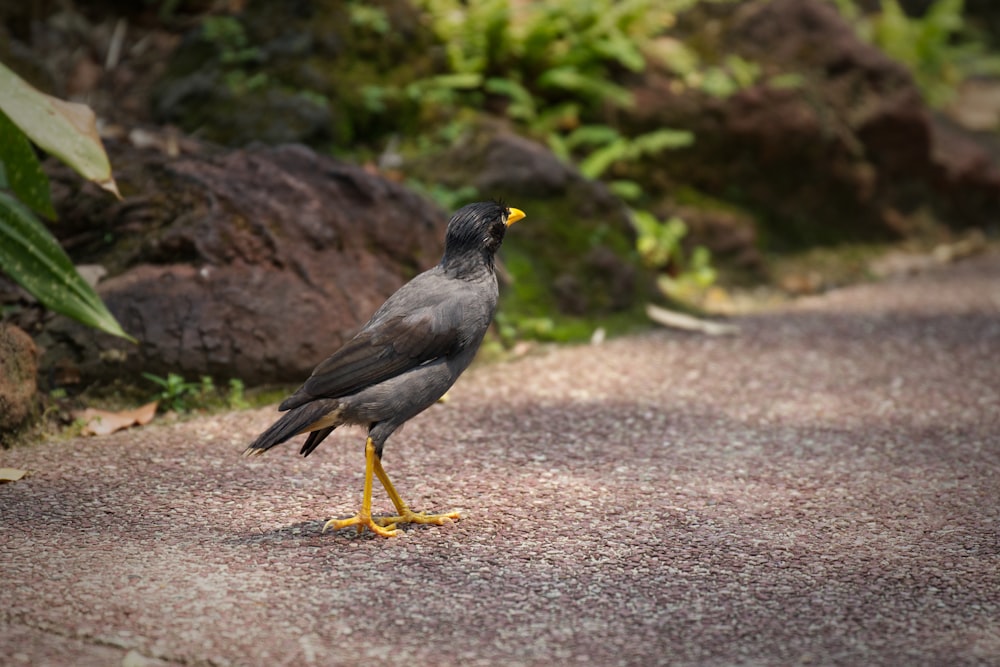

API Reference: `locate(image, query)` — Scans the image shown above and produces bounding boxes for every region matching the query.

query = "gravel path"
[3,253,999,667]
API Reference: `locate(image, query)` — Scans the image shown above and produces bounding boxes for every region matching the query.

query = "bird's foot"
[374,508,461,528]
[323,512,399,538]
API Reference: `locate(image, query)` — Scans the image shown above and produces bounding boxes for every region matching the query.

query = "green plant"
[143,372,205,413]
[142,373,253,413]
[873,0,965,106]
[411,0,697,131]
[835,0,1000,107]
[565,126,695,180]
[405,180,479,212]
[227,379,250,410]
[197,15,269,95]
[631,209,717,302]
[348,2,390,35]
[201,16,262,66]
[0,61,133,341]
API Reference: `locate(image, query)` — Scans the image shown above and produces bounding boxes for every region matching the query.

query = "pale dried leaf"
[0,467,29,483]
[76,401,159,436]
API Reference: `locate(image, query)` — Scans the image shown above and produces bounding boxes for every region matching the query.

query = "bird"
[244,201,526,537]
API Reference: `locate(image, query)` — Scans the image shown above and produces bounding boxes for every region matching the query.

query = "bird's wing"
[278,297,467,410]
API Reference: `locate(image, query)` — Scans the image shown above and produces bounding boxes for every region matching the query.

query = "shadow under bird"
[244,201,526,537]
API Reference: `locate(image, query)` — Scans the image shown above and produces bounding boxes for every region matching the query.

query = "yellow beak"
[506,207,526,226]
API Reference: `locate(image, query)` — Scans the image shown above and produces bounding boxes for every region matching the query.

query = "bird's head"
[441,201,525,272]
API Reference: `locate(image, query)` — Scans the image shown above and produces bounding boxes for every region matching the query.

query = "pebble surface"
[2,252,998,666]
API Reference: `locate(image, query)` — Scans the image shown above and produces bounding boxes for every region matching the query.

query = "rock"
[39,141,446,387]
[673,206,763,273]
[406,122,651,318]
[624,0,1000,245]
[151,0,437,148]
[0,324,38,438]
[153,71,335,147]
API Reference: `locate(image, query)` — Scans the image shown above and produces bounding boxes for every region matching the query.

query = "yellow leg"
[371,455,461,528]
[323,437,399,537]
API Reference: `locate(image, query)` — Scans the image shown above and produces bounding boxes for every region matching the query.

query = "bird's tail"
[243,399,341,457]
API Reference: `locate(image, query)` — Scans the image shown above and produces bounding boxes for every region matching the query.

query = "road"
[3,252,999,666]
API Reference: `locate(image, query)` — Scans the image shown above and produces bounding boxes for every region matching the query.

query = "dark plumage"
[245,201,525,537]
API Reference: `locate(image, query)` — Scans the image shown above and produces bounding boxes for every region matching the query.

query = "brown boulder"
[0,324,38,438]
[39,142,446,387]
[625,0,1000,245]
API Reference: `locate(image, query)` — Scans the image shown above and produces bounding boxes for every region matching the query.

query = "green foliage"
[657,245,717,303]
[222,69,270,94]
[699,55,762,98]
[0,111,55,219]
[197,15,270,96]
[608,179,644,201]
[405,0,729,319]
[571,127,695,180]
[201,16,262,66]
[411,0,697,128]
[632,210,689,269]
[835,0,1000,107]
[484,77,537,121]
[631,209,717,302]
[404,0,732,200]
[348,2,390,35]
[227,378,250,410]
[767,73,806,91]
[0,62,132,341]
[0,62,118,196]
[492,308,646,345]
[0,191,134,342]
[142,373,251,413]
[655,40,764,100]
[872,0,965,106]
[143,372,202,413]
[404,180,479,213]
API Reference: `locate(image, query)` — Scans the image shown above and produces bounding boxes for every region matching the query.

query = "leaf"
[592,30,646,72]
[545,132,570,162]
[424,73,485,90]
[484,77,536,121]
[141,372,170,388]
[0,61,120,198]
[630,128,695,154]
[724,54,761,89]
[537,66,634,108]
[609,179,642,201]
[579,138,630,179]
[0,110,56,219]
[564,124,621,150]
[646,37,699,76]
[699,67,739,98]
[75,401,159,436]
[768,73,805,90]
[0,467,29,483]
[0,191,136,341]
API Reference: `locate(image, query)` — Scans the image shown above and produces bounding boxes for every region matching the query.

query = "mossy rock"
[0,324,38,442]
[152,0,440,148]
[406,121,655,340]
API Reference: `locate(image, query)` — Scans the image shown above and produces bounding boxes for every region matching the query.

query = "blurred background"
[1,0,998,434]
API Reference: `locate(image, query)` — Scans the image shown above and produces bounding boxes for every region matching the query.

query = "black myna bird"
[244,201,525,537]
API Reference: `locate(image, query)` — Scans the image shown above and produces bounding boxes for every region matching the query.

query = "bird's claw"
[323,514,399,538]
[374,509,461,528]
